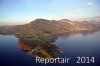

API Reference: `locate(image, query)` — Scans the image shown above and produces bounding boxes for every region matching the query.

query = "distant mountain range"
[0,18,100,35]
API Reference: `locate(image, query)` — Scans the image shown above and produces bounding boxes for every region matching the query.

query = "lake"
[0,31,100,66]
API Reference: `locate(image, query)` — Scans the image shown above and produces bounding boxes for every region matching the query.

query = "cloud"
[86,2,93,7]
[75,2,93,12]
[81,2,93,8]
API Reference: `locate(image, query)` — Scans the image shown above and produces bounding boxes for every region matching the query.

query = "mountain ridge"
[0,18,100,35]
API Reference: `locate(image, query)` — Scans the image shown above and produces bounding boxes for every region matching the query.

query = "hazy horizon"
[0,0,100,26]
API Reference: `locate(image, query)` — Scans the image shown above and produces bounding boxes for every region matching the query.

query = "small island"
[16,30,64,58]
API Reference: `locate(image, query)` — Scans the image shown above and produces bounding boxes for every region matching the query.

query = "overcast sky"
[0,0,100,26]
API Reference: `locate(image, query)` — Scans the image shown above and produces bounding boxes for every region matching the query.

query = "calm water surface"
[0,31,100,66]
